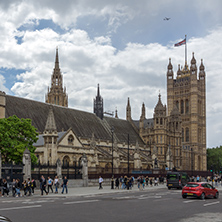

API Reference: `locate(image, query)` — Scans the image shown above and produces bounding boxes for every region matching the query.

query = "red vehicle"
[182,182,219,200]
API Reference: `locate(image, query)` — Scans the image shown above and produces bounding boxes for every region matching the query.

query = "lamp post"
[111,126,114,189]
[128,134,129,176]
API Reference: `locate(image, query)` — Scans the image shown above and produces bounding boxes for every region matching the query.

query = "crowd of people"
[99,175,165,190]
[0,175,69,197]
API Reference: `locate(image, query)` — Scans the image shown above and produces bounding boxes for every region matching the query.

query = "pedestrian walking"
[150,177,153,187]
[40,175,48,195]
[47,176,53,193]
[99,176,103,189]
[12,179,16,197]
[15,179,21,197]
[61,176,68,194]
[115,177,119,189]
[31,179,36,194]
[54,176,60,194]
[27,178,32,196]
[22,180,27,196]
[2,179,9,197]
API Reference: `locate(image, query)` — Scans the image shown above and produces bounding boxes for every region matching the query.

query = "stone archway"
[63,155,70,167]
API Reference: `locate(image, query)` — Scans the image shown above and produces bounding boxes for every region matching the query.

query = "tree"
[0,115,38,164]
[207,146,222,172]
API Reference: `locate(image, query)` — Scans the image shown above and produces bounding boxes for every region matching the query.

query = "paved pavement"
[32,183,167,198]
[28,183,222,198]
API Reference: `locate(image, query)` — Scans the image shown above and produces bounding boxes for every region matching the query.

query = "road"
[0,188,221,222]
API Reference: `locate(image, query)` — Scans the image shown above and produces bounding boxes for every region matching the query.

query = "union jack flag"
[174,38,186,47]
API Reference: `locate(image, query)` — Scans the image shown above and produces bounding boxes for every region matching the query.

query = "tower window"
[186,128,189,142]
[182,128,184,142]
[156,118,159,124]
[160,118,163,125]
[176,101,179,110]
[185,99,189,114]
[181,100,184,114]
[56,78,58,85]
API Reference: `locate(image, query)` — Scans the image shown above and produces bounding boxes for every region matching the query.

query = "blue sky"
[0,0,222,148]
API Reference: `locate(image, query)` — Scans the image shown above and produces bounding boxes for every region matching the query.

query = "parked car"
[182,182,219,200]
[166,171,189,189]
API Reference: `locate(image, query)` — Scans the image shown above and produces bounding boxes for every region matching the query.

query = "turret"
[190,52,197,76]
[140,103,146,121]
[199,59,205,80]
[93,84,104,120]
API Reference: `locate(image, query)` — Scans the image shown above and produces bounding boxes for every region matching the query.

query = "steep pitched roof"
[5,95,145,146]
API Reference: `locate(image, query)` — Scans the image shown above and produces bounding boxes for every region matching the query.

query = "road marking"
[22,200,55,204]
[183,200,204,203]
[204,201,220,207]
[64,200,99,205]
[154,198,172,202]
[139,196,161,200]
[0,205,41,211]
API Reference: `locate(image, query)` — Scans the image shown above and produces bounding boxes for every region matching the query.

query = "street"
[0,186,221,222]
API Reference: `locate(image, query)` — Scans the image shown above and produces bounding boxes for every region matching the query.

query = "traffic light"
[220,167,222,174]
[210,165,214,173]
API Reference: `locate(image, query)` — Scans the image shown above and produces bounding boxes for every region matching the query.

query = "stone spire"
[94,84,104,120]
[140,103,146,120]
[45,47,68,107]
[126,97,131,121]
[44,106,57,133]
[115,108,119,119]
[199,59,205,79]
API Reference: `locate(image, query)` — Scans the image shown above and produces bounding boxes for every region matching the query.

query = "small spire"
[44,106,57,133]
[115,107,118,118]
[55,47,60,70]
[97,84,100,97]
[168,58,172,70]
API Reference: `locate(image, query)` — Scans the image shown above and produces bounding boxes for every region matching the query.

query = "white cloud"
[0,0,222,148]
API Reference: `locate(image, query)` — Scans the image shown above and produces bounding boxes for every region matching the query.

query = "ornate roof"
[5,95,144,145]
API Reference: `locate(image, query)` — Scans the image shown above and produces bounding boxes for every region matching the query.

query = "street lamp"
[111,126,114,189]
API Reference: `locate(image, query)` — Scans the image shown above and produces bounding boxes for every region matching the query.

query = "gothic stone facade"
[0,50,207,172]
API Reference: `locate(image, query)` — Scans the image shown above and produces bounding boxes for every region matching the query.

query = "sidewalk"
[33,184,167,198]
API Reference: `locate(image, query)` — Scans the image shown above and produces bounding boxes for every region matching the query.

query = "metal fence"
[31,161,82,180]
[1,163,23,182]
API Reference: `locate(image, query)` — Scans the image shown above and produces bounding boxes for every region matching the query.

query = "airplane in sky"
[164,17,170,21]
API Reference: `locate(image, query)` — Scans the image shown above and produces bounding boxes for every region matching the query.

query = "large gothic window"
[181,100,184,114]
[160,118,163,125]
[186,128,189,142]
[182,128,184,142]
[185,99,189,114]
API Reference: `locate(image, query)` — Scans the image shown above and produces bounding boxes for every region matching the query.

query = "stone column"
[23,148,31,181]
[56,158,62,180]
[81,154,88,187]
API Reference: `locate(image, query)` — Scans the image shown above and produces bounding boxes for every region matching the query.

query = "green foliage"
[207,146,222,172]
[0,115,38,164]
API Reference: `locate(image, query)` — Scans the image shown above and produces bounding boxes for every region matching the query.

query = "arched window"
[182,128,184,142]
[176,122,178,130]
[186,128,189,142]
[63,156,70,167]
[185,99,189,114]
[68,135,74,145]
[176,101,179,110]
[156,118,159,124]
[181,100,184,114]
[160,118,163,125]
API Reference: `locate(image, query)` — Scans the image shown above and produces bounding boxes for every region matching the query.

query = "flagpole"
[185,35,187,66]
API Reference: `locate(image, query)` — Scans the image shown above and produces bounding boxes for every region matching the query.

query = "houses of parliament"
[0,48,207,172]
